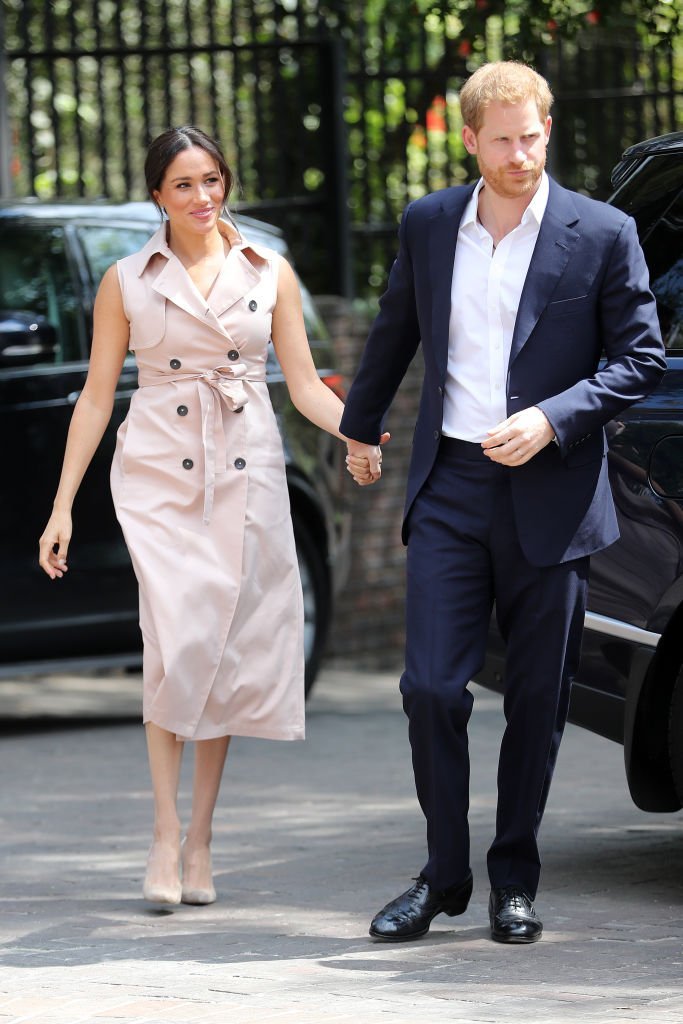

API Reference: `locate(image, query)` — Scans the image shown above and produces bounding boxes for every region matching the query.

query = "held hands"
[38,509,72,579]
[345,433,391,486]
[481,407,555,466]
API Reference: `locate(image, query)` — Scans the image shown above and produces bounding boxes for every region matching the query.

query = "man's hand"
[345,433,391,486]
[482,408,555,466]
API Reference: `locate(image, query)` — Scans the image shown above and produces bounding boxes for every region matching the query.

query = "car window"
[641,191,683,351]
[0,224,82,362]
[300,283,330,345]
[613,156,683,241]
[76,225,154,286]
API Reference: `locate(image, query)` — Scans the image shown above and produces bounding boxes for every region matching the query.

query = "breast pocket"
[128,291,166,351]
[545,295,591,319]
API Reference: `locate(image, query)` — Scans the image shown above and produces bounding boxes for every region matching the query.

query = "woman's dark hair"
[144,126,236,214]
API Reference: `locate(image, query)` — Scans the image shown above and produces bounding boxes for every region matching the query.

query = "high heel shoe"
[143,840,182,904]
[181,839,216,905]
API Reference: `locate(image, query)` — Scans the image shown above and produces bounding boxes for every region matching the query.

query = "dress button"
[182,458,194,470]
[170,358,181,370]
[177,405,188,416]
[248,299,258,311]
[227,349,240,361]
[234,457,246,470]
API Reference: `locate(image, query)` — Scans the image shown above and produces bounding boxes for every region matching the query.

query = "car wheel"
[668,665,683,804]
[294,518,331,697]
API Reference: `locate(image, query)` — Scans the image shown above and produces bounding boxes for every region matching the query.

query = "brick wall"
[315,295,424,671]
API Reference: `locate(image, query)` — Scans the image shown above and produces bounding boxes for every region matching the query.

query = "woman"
[38,126,381,906]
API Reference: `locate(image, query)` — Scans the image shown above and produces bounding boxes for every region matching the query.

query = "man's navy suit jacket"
[339,177,667,567]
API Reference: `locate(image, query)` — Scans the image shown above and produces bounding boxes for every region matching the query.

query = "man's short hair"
[459,61,554,133]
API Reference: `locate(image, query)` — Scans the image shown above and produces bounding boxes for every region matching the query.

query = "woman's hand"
[38,509,72,579]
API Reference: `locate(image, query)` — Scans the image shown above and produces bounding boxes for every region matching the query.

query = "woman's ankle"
[151,820,182,845]
[183,827,212,850]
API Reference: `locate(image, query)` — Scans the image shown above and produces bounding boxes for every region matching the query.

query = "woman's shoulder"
[118,223,168,278]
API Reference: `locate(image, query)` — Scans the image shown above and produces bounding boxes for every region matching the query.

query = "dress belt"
[137,363,266,525]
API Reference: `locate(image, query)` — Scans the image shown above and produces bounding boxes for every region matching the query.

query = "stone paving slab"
[0,667,681,1023]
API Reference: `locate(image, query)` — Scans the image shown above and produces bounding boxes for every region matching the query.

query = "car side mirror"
[0,310,58,367]
[648,434,683,500]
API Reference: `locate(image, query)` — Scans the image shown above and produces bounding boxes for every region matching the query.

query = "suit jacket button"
[433,430,440,440]
[177,405,188,416]
[234,457,246,470]
[248,299,258,311]
[227,349,240,361]
[170,358,181,370]
[182,458,194,470]
[438,386,443,396]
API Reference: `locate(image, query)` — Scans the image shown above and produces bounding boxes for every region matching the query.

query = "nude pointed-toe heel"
[142,841,182,905]
[181,840,216,905]
[180,882,217,906]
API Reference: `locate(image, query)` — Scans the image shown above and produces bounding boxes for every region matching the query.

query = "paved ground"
[0,666,681,1024]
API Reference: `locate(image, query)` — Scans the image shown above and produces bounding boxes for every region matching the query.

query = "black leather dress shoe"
[489,887,543,943]
[369,872,473,942]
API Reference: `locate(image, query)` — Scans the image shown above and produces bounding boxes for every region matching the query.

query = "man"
[341,61,666,944]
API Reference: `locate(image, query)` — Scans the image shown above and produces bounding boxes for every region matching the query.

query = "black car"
[0,201,351,693]
[475,132,683,813]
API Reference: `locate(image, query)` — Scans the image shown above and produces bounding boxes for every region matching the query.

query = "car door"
[577,172,683,725]
[0,219,141,664]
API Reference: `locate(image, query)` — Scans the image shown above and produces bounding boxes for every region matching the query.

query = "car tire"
[294,517,331,697]
[668,665,683,804]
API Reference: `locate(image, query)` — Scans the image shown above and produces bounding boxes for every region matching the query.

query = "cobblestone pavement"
[0,667,681,1023]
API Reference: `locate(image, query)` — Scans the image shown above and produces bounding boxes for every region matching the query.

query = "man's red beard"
[477,153,546,199]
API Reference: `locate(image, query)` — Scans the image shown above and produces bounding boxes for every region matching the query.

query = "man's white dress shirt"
[442,172,549,442]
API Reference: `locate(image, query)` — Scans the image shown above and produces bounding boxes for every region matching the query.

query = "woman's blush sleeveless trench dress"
[110,219,305,742]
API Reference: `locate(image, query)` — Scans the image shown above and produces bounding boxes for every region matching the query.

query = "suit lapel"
[429,186,475,380]
[509,180,581,363]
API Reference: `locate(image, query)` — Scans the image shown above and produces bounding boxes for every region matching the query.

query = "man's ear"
[462,124,477,155]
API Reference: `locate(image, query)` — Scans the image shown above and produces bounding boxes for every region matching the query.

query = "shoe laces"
[498,886,532,913]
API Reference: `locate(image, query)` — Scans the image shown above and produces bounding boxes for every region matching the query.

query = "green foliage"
[3,0,682,294]
[423,1,682,61]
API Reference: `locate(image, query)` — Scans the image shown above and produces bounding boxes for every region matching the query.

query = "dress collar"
[134,217,272,277]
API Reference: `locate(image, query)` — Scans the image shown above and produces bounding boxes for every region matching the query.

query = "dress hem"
[142,714,305,743]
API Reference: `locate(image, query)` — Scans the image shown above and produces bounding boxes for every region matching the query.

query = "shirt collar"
[460,177,485,232]
[523,170,550,226]
[460,170,549,237]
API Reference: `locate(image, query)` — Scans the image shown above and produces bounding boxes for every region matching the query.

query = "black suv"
[0,201,351,693]
[476,132,683,814]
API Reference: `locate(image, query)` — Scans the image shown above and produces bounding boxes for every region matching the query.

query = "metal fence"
[2,1,348,293]
[3,1,682,296]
